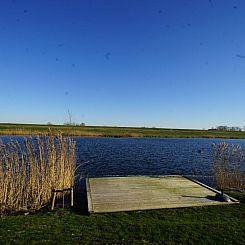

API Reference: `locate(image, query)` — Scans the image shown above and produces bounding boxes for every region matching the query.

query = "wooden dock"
[86,175,238,213]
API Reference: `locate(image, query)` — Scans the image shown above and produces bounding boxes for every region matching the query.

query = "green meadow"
[0,192,244,244]
[1,123,245,138]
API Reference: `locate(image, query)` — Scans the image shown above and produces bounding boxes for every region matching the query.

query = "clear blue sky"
[1,0,245,129]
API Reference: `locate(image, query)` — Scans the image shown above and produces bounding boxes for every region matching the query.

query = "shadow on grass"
[72,178,89,215]
[31,179,89,216]
[181,195,218,201]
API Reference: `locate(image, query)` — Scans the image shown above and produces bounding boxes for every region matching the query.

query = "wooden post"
[62,190,65,208]
[51,187,73,210]
[51,191,57,210]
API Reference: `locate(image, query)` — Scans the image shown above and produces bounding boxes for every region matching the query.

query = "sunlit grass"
[0,192,244,244]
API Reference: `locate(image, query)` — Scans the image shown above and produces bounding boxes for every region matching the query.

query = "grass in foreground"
[2,123,245,139]
[0,192,244,244]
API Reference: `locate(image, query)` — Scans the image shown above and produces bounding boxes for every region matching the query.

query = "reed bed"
[0,129,45,136]
[213,142,245,191]
[0,132,76,213]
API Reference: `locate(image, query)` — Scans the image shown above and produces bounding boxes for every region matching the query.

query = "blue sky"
[1,0,245,129]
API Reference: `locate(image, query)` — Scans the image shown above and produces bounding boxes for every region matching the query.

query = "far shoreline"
[1,123,245,139]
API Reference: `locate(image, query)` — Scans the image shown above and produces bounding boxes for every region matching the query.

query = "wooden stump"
[51,187,74,210]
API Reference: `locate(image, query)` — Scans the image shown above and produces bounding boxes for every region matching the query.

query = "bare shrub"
[0,131,76,213]
[213,142,245,191]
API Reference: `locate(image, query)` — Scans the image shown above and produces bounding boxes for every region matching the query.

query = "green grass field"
[0,192,244,244]
[1,123,245,139]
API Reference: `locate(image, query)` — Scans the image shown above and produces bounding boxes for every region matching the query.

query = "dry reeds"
[213,142,245,191]
[0,131,76,213]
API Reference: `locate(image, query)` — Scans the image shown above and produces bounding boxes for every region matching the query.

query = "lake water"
[75,137,245,177]
[2,136,245,186]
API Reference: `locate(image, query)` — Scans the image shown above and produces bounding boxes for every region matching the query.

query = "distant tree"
[67,109,73,125]
[216,126,242,131]
[64,109,76,126]
[232,127,242,132]
[80,123,86,126]
[216,126,229,131]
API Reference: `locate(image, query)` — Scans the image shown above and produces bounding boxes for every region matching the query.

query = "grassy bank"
[1,123,245,139]
[0,192,244,244]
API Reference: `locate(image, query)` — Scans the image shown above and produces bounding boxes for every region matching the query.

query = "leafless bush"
[213,142,245,191]
[0,131,76,213]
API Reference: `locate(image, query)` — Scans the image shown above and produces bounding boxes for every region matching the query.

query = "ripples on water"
[75,137,245,178]
[2,136,245,186]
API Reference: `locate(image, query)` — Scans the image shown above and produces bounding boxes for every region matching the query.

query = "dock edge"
[86,178,94,213]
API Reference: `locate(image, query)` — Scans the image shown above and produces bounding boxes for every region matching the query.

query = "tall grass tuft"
[0,131,76,213]
[213,142,245,191]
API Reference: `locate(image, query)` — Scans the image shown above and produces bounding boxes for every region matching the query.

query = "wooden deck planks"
[87,176,238,213]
